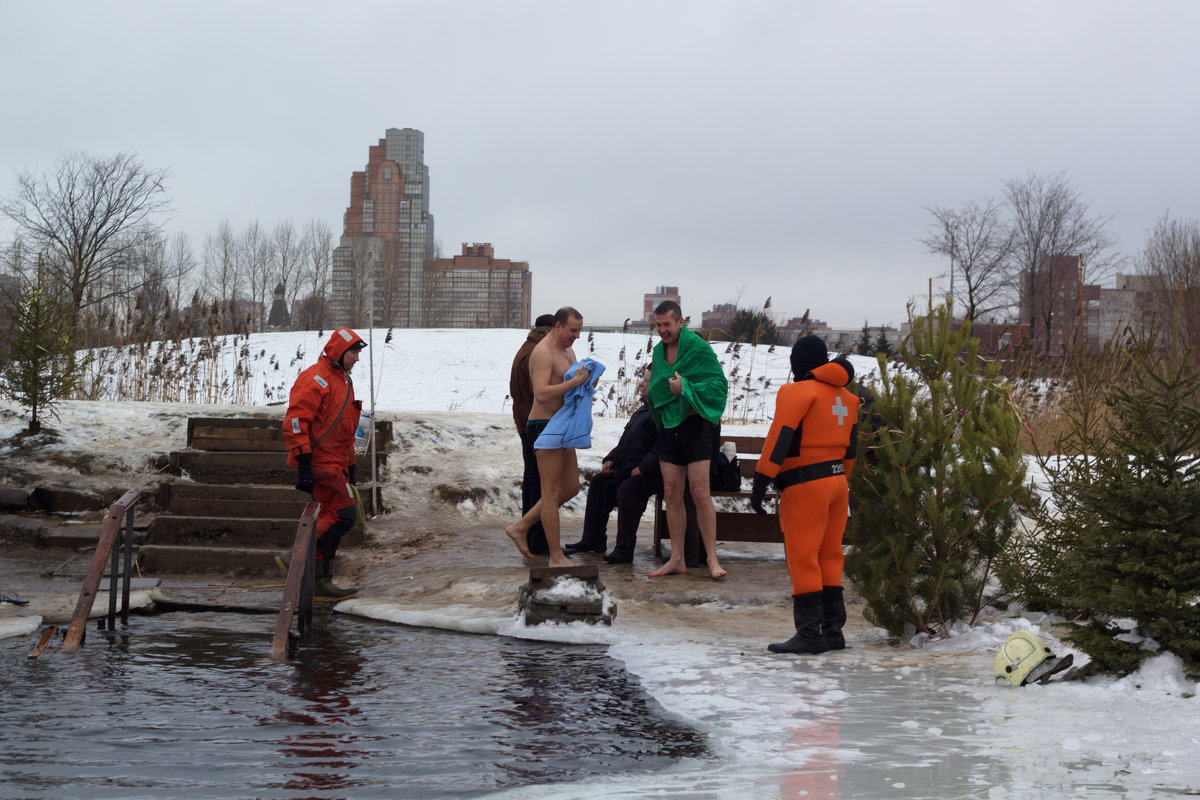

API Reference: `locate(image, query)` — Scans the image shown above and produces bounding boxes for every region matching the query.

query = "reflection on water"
[0,613,708,799]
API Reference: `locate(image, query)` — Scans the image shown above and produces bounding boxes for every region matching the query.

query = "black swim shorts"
[526,419,550,445]
[656,415,717,466]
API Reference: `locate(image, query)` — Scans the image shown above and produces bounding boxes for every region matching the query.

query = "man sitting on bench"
[564,368,661,563]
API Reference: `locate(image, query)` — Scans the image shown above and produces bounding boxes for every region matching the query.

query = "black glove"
[295,453,315,494]
[347,464,357,485]
[750,473,771,515]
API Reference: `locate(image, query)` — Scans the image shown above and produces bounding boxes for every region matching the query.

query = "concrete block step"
[137,545,287,577]
[42,524,105,550]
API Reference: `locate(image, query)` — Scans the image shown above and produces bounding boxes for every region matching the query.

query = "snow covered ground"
[2,327,1199,797]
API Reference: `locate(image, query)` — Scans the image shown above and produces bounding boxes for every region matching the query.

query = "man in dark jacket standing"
[564,367,661,562]
[510,314,556,554]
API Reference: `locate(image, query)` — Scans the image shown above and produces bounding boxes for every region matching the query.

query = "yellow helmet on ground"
[993,630,1072,686]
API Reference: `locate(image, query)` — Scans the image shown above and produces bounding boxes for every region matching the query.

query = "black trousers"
[520,428,548,554]
[580,467,662,554]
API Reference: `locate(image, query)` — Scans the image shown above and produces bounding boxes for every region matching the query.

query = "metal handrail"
[59,490,142,654]
[270,502,321,660]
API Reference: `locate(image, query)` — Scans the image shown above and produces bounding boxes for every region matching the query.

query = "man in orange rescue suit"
[281,327,367,599]
[751,334,859,654]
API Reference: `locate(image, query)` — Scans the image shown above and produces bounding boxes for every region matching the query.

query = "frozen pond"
[0,613,706,798]
[3,601,1200,798]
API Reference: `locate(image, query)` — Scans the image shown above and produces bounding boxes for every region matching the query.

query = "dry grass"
[1000,329,1199,456]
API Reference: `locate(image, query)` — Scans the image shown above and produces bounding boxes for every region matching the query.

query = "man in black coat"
[563,368,662,563]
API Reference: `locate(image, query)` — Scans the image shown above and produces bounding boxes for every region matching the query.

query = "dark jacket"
[605,400,658,477]
[509,328,546,436]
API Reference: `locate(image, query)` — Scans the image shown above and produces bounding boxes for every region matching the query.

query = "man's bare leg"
[505,491,546,552]
[688,459,727,579]
[504,500,537,558]
[648,461,688,577]
[538,447,578,568]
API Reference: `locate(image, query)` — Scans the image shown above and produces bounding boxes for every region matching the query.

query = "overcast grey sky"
[2,1,1198,329]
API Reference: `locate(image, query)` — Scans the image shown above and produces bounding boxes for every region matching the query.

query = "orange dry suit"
[282,328,365,561]
[754,359,860,595]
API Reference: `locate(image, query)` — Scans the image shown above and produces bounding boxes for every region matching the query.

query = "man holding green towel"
[646,301,729,580]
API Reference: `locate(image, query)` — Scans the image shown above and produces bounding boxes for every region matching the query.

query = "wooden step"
[190,425,285,453]
[146,514,365,549]
[162,483,311,518]
[170,450,387,485]
[147,514,301,547]
[136,544,286,577]
[186,416,394,451]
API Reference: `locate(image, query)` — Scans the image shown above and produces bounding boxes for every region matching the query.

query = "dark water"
[0,614,708,799]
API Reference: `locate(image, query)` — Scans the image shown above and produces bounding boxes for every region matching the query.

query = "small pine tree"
[845,299,1027,637]
[729,307,782,346]
[855,322,873,356]
[873,329,893,359]
[1022,330,1200,676]
[0,255,86,433]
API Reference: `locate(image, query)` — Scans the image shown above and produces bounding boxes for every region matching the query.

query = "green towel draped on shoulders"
[647,325,728,429]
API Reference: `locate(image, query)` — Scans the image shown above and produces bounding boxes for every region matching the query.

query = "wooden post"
[27,625,58,659]
[60,490,141,653]
[270,502,321,661]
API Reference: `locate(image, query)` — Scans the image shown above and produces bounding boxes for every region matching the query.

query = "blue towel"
[535,358,606,449]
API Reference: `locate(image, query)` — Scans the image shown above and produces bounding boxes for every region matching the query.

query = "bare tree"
[1004,171,1120,354]
[271,220,301,329]
[377,235,406,327]
[296,218,333,330]
[1138,212,1200,349]
[201,219,244,333]
[420,238,447,327]
[921,198,1015,322]
[343,236,379,330]
[0,151,172,325]
[242,220,276,332]
[120,227,171,341]
[166,231,197,315]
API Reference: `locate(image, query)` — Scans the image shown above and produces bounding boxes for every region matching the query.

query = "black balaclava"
[790,334,828,377]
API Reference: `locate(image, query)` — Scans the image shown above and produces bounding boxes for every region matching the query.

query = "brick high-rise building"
[1020,254,1082,356]
[331,128,435,327]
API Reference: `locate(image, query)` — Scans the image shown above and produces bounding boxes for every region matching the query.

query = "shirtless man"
[504,307,591,567]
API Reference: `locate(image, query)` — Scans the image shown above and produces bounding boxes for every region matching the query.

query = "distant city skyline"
[2,3,1198,330]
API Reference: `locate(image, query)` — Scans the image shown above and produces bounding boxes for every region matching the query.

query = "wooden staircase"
[138,416,391,576]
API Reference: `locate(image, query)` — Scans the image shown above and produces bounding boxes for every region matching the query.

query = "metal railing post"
[121,504,135,626]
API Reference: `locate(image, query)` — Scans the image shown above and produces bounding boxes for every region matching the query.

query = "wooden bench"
[652,434,782,561]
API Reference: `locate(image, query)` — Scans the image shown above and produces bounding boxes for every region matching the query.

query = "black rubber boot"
[768,592,830,654]
[314,554,358,599]
[821,585,847,651]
